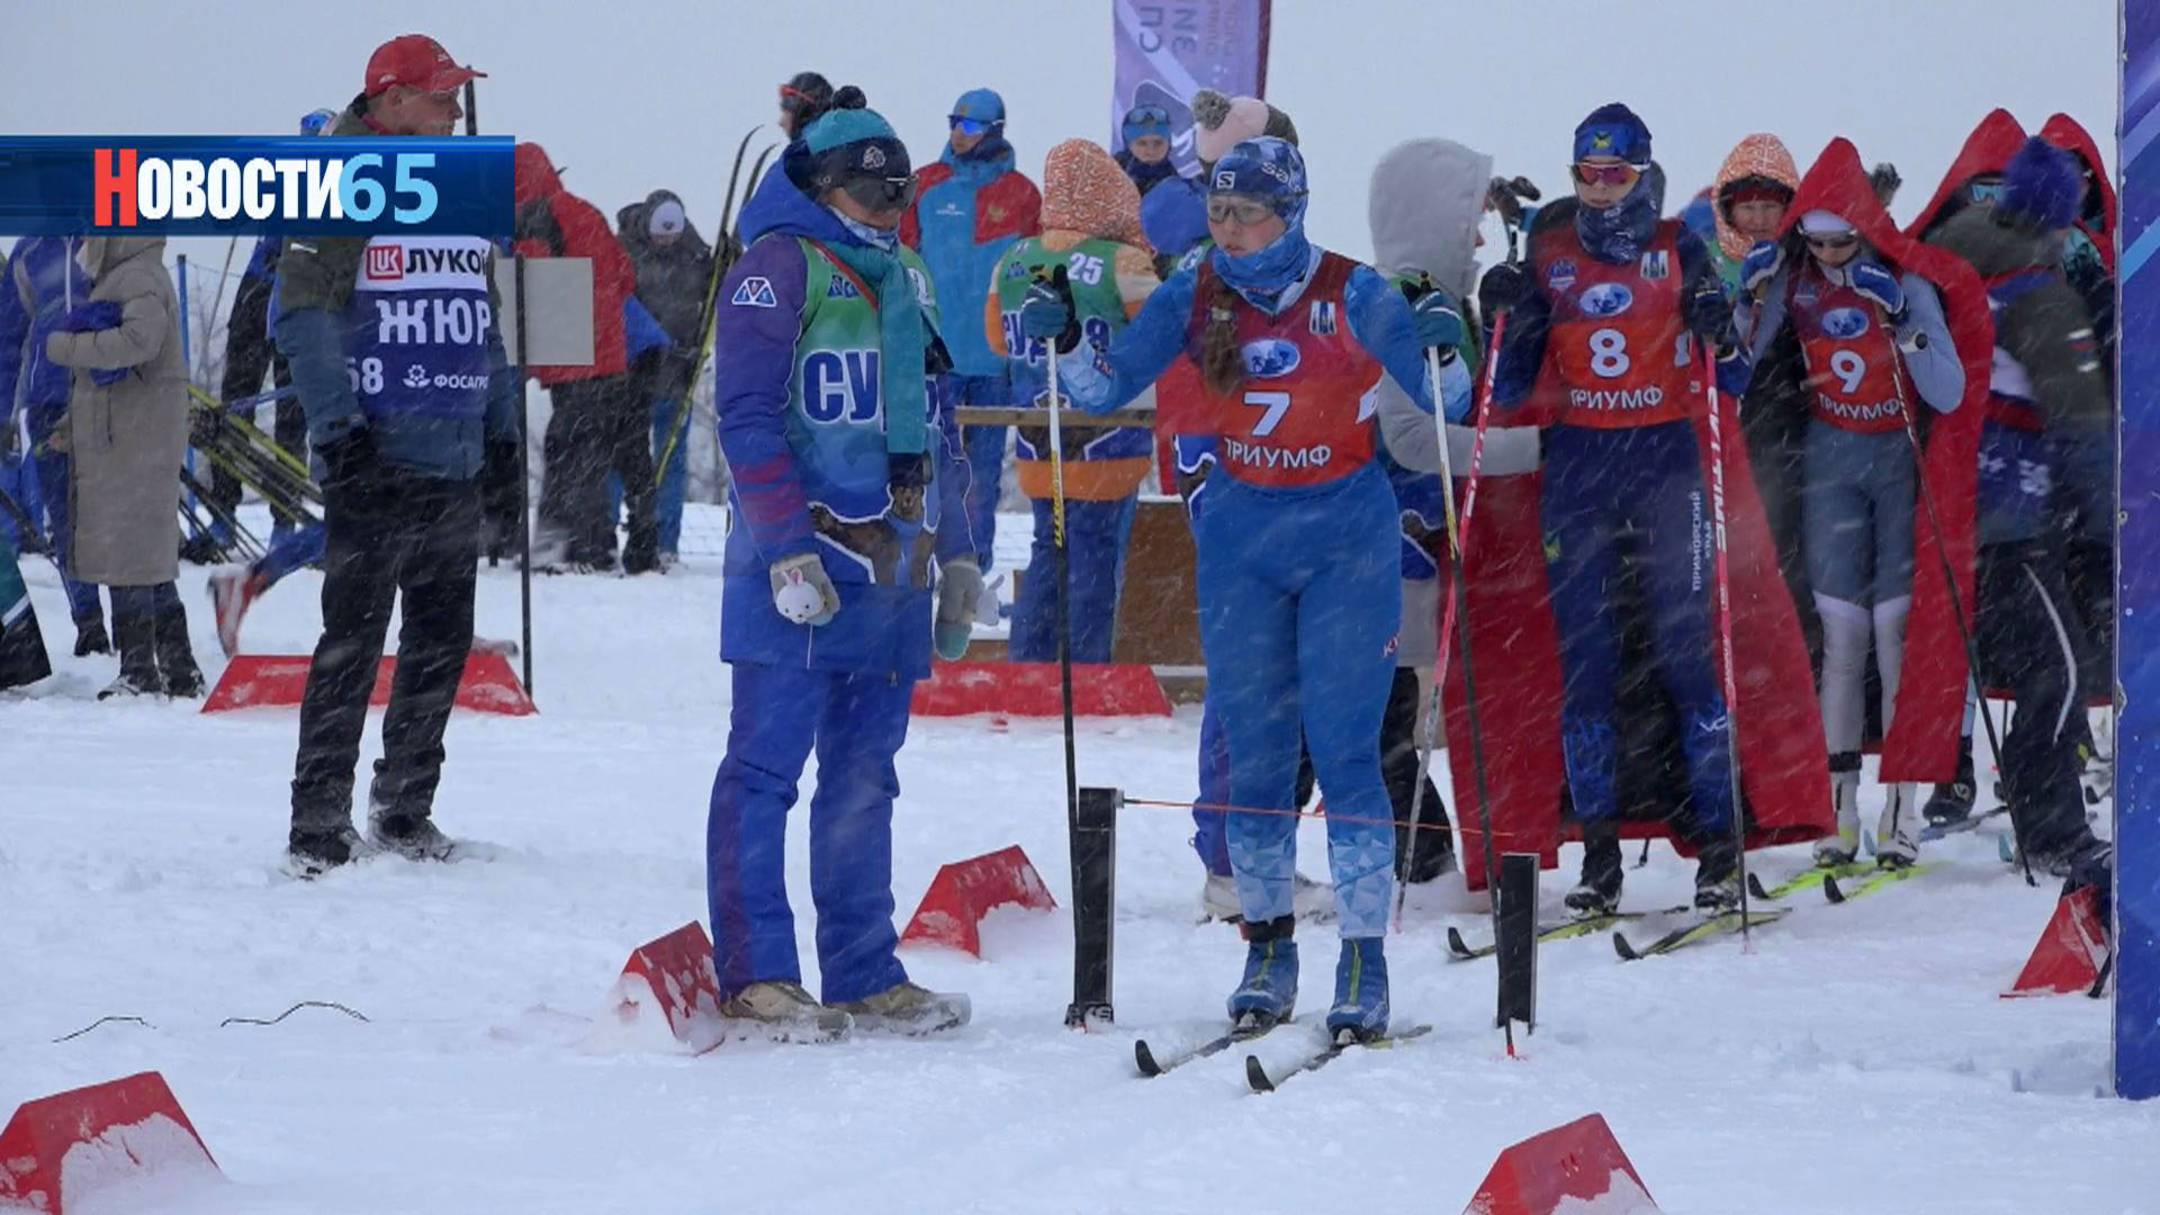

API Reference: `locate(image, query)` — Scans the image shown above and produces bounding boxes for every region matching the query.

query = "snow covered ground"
[5,508,2158,1214]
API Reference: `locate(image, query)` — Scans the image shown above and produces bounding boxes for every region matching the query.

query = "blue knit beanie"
[1999,136,2082,231]
[1574,103,1652,164]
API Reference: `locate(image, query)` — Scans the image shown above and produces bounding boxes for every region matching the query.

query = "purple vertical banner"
[2118,0,2160,1101]
[1110,0,1272,176]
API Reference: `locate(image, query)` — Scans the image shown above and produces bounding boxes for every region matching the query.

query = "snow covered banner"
[1109,0,1271,175]
[2118,0,2160,1102]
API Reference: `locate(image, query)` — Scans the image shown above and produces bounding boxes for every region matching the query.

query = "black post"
[1494,852,1539,1034]
[514,254,533,697]
[1065,785,1119,1028]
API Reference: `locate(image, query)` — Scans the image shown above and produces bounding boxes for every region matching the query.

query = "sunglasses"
[1968,180,2007,206]
[1803,231,1860,250]
[779,84,819,111]
[841,173,919,213]
[1571,161,1646,187]
[950,117,994,136]
[1206,196,1279,225]
[1125,104,1170,127]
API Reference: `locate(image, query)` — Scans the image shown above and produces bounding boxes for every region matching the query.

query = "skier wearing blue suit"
[1481,104,1756,912]
[0,236,104,653]
[1019,138,1471,1042]
[708,106,979,1036]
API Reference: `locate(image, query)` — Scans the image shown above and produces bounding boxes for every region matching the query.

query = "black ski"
[1134,1015,1291,1077]
[1444,905,1691,961]
[1919,805,2008,842]
[1612,908,1788,961]
[1245,1024,1433,1093]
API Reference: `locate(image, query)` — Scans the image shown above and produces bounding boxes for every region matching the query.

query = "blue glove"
[60,300,123,333]
[1017,266,1081,352]
[1740,241,1783,293]
[1847,260,1905,319]
[90,367,128,387]
[1407,289,1465,358]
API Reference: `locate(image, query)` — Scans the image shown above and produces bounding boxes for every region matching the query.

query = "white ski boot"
[1201,873,1242,922]
[1814,760,1862,866]
[718,980,853,1041]
[1875,783,1922,869]
[833,981,971,1036]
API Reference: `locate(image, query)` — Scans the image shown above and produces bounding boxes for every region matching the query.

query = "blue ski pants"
[707,660,915,1005]
[1008,494,1136,663]
[1193,464,1400,938]
[1541,422,1734,835]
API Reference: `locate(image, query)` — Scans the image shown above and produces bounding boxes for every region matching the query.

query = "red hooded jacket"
[1781,137,1994,782]
[1905,109,2028,241]
[514,142,638,385]
[2040,113,2117,274]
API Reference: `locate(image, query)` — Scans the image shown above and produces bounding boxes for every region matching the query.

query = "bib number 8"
[1830,349,1866,395]
[1244,390,1291,437]
[1589,328,1630,379]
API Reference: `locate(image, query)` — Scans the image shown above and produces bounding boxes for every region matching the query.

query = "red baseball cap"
[363,34,484,97]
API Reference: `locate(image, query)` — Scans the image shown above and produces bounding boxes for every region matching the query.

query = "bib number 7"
[1244,390,1292,437]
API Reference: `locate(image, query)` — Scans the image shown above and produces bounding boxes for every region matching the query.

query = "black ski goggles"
[841,172,918,213]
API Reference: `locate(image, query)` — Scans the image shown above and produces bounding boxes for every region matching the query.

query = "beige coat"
[44,237,188,587]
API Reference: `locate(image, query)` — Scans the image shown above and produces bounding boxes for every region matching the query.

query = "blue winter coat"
[714,171,973,678]
[0,237,93,416]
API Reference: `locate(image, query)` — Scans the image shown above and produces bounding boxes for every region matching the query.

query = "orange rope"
[1120,795,1489,839]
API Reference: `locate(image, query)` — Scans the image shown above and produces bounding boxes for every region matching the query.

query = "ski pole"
[1699,340,1756,941]
[654,127,768,492]
[1882,337,2026,883]
[1394,310,1508,930]
[1043,318,1082,956]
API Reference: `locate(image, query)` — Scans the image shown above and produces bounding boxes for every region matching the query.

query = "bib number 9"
[1589,328,1630,379]
[1830,349,1866,395]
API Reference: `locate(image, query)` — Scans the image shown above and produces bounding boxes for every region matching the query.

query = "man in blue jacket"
[0,236,105,655]
[275,34,519,876]
[901,88,1041,569]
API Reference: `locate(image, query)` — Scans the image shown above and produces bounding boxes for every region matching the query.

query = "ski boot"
[1226,915,1298,1031]
[368,808,458,862]
[1693,838,1742,911]
[717,980,853,1041]
[72,616,110,657]
[284,823,369,879]
[1200,872,1242,923]
[1875,783,1921,869]
[209,566,267,658]
[833,981,971,1036]
[154,599,205,699]
[1814,753,1862,866]
[1923,743,1976,826]
[1564,824,1623,916]
[1398,817,1459,885]
[97,611,160,700]
[1326,937,1390,1044]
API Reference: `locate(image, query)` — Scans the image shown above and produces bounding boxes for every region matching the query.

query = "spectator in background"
[44,236,202,699]
[1115,103,1179,197]
[1,236,106,656]
[986,138,1159,664]
[515,141,657,574]
[902,87,1041,571]
[0,248,36,557]
[618,189,716,566]
[198,108,339,562]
